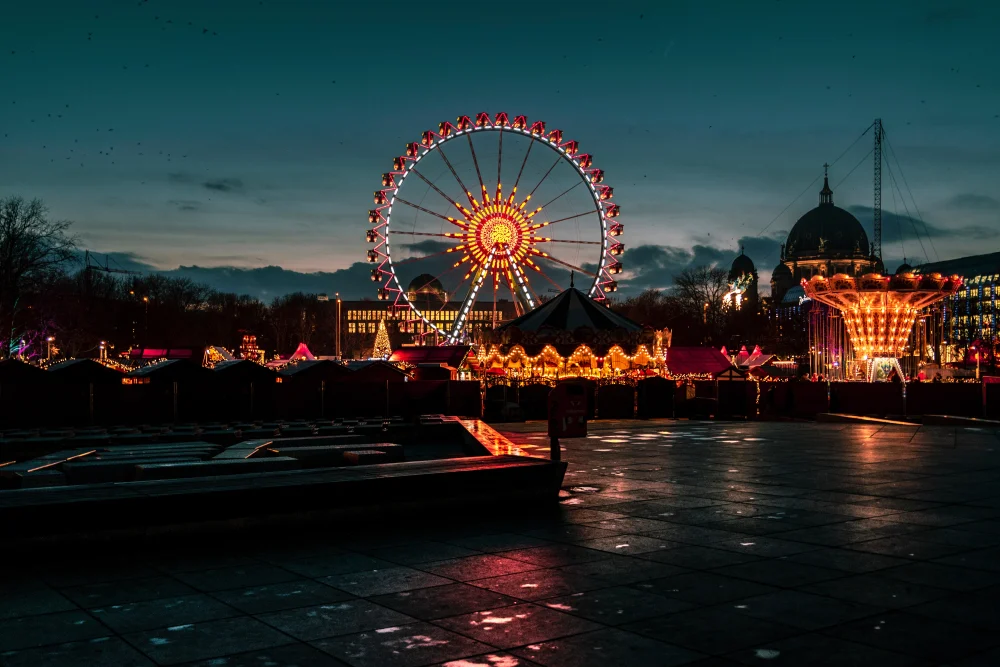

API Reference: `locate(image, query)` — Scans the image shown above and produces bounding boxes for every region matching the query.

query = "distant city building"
[770,168,880,303]
[913,251,1000,363]
[341,274,518,344]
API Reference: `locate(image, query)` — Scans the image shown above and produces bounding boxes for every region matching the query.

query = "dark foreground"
[3,420,1000,666]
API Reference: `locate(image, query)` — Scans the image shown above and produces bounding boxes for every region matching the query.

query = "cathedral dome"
[785,170,870,261]
[729,248,756,281]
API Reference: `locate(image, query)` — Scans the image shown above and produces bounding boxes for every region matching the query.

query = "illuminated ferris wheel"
[367,112,623,343]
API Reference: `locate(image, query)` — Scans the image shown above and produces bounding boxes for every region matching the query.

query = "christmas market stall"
[212,359,278,421]
[0,360,49,429]
[47,359,125,426]
[275,359,351,419]
[121,359,214,423]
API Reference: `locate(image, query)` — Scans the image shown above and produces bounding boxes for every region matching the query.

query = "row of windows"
[345,309,511,323]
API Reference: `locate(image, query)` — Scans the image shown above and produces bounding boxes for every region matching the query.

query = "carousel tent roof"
[667,347,734,377]
[497,288,642,333]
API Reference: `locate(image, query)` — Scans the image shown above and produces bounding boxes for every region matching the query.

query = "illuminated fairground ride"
[802,272,962,381]
[367,113,623,344]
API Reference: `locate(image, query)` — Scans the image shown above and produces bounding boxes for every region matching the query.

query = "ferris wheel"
[367,112,623,343]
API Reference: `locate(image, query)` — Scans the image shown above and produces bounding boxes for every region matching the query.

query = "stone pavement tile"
[639,546,762,570]
[178,642,351,666]
[369,583,519,620]
[211,580,354,615]
[89,594,238,633]
[521,525,625,544]
[923,520,1000,536]
[845,535,975,560]
[707,536,817,558]
[950,647,1000,667]
[497,544,611,568]
[573,534,681,556]
[418,555,543,582]
[936,546,1000,572]
[724,633,931,666]
[911,527,1000,548]
[622,607,801,655]
[467,569,609,602]
[322,566,452,597]
[559,554,688,585]
[0,636,154,667]
[803,573,954,609]
[59,575,196,607]
[889,506,999,527]
[877,561,1000,591]
[433,652,542,666]
[600,497,729,515]
[636,572,778,606]
[441,533,553,553]
[0,610,110,651]
[510,628,704,667]
[313,621,491,667]
[279,553,398,579]
[781,547,909,573]
[558,509,629,524]
[728,590,883,631]
[0,581,76,620]
[704,518,809,536]
[172,564,302,593]
[710,560,845,587]
[365,541,482,565]
[583,517,679,534]
[436,604,602,650]
[153,553,260,575]
[542,586,694,625]
[123,616,293,665]
[822,610,1000,663]
[905,588,1000,630]
[38,562,160,588]
[256,600,415,641]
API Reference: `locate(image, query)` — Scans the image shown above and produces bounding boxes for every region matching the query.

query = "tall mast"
[873,118,883,262]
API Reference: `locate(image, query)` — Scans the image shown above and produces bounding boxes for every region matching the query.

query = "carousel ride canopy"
[802,272,962,379]
[475,287,669,374]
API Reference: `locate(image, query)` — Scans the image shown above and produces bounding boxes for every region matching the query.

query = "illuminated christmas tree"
[372,318,392,359]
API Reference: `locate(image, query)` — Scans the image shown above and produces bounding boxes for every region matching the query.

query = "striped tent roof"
[497,288,642,333]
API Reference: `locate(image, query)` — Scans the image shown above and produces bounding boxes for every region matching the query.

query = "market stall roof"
[47,358,124,384]
[497,287,642,333]
[667,347,734,377]
[389,345,470,368]
[0,359,47,384]
[213,359,276,382]
[128,347,200,360]
[126,359,212,382]
[343,359,409,382]
[287,342,315,361]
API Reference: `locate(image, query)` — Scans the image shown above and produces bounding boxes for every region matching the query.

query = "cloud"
[945,194,1000,211]
[167,172,196,185]
[167,199,203,212]
[849,206,999,242]
[398,239,451,255]
[203,178,244,193]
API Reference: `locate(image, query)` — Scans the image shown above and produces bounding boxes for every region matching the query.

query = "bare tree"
[0,197,77,357]
[673,266,729,344]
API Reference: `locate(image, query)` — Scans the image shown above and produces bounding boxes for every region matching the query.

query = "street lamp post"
[46,336,55,361]
[335,292,341,360]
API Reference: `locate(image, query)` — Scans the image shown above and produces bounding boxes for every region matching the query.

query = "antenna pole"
[873,118,883,263]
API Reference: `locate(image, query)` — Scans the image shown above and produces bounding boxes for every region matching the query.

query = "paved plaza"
[3,420,1000,666]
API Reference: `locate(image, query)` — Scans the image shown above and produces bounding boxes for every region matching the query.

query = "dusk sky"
[2,0,998,300]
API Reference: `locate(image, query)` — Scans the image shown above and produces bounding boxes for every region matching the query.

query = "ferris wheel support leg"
[446,247,497,344]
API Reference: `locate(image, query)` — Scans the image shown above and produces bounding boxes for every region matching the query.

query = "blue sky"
[1,0,998,299]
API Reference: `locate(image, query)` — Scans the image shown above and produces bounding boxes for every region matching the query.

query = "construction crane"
[84,250,139,275]
[873,118,883,263]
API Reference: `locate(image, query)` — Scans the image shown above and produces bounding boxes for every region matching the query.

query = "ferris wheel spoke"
[411,168,469,215]
[496,128,503,200]
[525,155,561,201]
[394,196,467,228]
[437,145,476,208]
[510,139,534,200]
[465,133,488,203]
[535,181,582,212]
[531,250,597,278]
[534,238,602,245]
[393,231,459,239]
[527,259,566,293]
[533,210,596,228]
